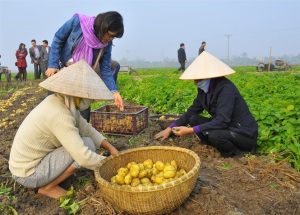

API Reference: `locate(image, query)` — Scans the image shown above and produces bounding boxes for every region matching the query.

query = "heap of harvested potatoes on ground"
[111,159,187,187]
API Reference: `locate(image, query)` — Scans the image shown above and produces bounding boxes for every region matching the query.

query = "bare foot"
[38,185,67,199]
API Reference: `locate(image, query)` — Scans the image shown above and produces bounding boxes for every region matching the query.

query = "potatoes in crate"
[110,159,187,187]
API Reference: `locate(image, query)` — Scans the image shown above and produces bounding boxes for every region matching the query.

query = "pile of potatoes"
[110,159,187,187]
[99,116,146,133]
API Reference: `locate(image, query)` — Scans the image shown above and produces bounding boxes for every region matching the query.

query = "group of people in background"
[14,39,120,84]
[177,41,206,73]
[15,39,51,81]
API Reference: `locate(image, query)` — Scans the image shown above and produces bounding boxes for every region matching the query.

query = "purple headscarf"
[72,14,108,66]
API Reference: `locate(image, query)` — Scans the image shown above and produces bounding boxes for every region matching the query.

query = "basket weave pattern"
[91,105,148,136]
[94,146,201,215]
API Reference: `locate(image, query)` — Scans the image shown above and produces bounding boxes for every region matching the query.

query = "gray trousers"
[13,137,95,188]
[40,61,48,79]
[33,60,42,79]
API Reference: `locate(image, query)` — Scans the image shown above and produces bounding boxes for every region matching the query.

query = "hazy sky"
[0,0,299,71]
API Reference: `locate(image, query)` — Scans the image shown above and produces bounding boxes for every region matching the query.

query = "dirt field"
[1,80,300,215]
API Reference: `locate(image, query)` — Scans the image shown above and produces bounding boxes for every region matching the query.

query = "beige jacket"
[9,93,106,177]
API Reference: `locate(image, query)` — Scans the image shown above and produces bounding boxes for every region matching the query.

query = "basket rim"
[91,104,148,114]
[94,146,201,193]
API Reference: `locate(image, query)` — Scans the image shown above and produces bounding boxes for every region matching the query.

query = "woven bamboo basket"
[94,146,201,215]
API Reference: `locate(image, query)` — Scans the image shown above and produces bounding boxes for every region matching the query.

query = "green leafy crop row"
[114,67,300,170]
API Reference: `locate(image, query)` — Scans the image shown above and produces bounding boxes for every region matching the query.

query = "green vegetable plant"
[59,186,81,214]
[94,67,300,171]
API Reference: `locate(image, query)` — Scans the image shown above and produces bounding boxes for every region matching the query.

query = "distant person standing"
[40,40,51,79]
[29,39,42,79]
[177,43,186,73]
[198,41,206,55]
[15,43,28,81]
[110,59,120,83]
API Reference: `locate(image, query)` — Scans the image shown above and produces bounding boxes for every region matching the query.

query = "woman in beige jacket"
[9,60,118,199]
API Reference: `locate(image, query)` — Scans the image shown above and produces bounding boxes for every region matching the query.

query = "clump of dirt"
[0,80,300,215]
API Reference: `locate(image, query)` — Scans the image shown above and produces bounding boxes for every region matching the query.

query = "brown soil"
[1,80,300,215]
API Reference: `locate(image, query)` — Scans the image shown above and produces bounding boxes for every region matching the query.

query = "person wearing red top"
[15,43,28,81]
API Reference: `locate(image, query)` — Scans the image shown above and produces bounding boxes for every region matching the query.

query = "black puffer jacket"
[175,77,258,138]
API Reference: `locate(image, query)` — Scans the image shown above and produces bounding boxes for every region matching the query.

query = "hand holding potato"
[172,126,194,137]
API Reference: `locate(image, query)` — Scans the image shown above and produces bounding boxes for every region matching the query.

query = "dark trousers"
[189,115,257,156]
[178,61,185,72]
[15,68,27,81]
[34,60,42,79]
[41,61,48,79]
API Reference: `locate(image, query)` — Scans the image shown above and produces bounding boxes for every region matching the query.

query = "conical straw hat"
[179,51,235,80]
[39,59,114,100]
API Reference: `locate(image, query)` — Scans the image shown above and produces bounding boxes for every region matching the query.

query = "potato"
[164,170,176,179]
[111,176,116,184]
[124,173,132,185]
[140,177,151,185]
[117,167,129,177]
[159,115,166,120]
[143,159,153,169]
[170,160,178,169]
[150,175,156,182]
[125,116,132,121]
[131,178,140,187]
[130,169,139,178]
[163,165,176,172]
[146,168,153,178]
[157,171,164,178]
[155,161,165,171]
[138,170,148,179]
[152,167,159,175]
[115,174,125,185]
[127,162,137,169]
[138,163,145,171]
[153,176,164,184]
[130,164,140,171]
[179,169,187,175]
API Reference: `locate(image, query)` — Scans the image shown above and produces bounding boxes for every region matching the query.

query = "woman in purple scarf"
[46,11,124,120]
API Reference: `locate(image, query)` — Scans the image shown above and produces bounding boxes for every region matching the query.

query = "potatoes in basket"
[124,173,132,185]
[111,159,187,187]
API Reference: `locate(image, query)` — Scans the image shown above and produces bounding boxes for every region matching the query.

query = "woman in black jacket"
[155,51,258,157]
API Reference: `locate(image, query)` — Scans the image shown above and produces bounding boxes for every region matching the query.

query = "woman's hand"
[171,126,194,137]
[46,68,59,77]
[113,92,124,111]
[100,140,119,155]
[109,147,119,155]
[155,127,172,142]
